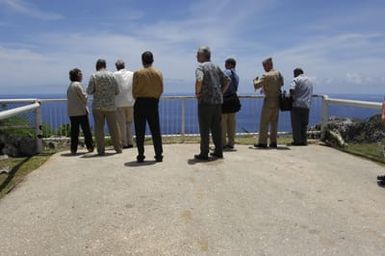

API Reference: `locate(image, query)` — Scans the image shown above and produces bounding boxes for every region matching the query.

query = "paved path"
[1,144,385,256]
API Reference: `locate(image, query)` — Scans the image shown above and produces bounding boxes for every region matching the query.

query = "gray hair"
[115,59,125,70]
[198,46,211,60]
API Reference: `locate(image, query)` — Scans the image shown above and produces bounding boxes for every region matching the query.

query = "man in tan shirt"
[253,57,284,148]
[132,51,164,162]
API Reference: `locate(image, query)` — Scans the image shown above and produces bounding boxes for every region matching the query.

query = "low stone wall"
[322,114,385,147]
[0,134,37,157]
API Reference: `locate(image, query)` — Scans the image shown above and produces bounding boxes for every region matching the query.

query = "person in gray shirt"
[194,46,229,160]
[289,68,313,146]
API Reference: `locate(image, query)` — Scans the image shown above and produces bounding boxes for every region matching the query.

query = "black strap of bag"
[279,90,293,111]
[222,70,241,113]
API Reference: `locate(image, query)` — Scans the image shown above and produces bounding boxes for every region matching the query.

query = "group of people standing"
[252,57,313,148]
[67,46,313,163]
[194,46,313,160]
[67,51,163,162]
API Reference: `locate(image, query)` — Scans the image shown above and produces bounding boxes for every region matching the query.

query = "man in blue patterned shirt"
[194,46,230,160]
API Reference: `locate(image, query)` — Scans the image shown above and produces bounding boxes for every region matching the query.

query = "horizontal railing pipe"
[326,98,382,110]
[0,99,38,104]
[1,94,382,141]
[0,94,327,101]
[0,102,40,121]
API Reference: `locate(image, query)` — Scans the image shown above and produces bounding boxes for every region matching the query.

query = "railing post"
[35,100,43,153]
[181,98,185,142]
[321,95,329,140]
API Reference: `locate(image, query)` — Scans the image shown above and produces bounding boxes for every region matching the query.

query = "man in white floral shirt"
[87,59,121,155]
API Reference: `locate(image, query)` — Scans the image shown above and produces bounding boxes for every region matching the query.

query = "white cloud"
[0,0,63,20]
[0,46,47,61]
[271,33,385,94]
[0,1,385,95]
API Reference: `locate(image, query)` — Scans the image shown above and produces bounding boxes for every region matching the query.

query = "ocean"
[0,93,383,135]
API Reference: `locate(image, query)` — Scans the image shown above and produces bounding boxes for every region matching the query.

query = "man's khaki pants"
[258,99,279,145]
[117,106,134,147]
[222,112,236,147]
[92,109,121,154]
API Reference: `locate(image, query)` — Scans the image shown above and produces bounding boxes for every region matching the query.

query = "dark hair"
[225,58,236,67]
[69,68,82,82]
[262,57,273,66]
[96,59,106,70]
[142,51,154,66]
[294,68,304,77]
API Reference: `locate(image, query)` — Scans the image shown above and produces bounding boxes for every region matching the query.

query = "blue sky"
[0,0,384,95]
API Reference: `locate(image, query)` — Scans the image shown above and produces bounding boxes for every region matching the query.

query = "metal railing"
[0,99,42,153]
[0,95,383,154]
[320,95,382,138]
[35,95,269,138]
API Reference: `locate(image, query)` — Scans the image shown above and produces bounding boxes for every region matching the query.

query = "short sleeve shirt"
[223,69,239,97]
[87,70,119,111]
[290,74,313,109]
[195,62,228,104]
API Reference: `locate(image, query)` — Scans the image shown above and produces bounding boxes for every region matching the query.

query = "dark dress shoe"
[377,175,385,181]
[223,145,234,150]
[155,155,163,162]
[123,145,134,149]
[210,152,223,158]
[269,143,277,148]
[136,155,145,163]
[253,143,267,148]
[378,180,385,187]
[290,142,307,146]
[194,154,209,161]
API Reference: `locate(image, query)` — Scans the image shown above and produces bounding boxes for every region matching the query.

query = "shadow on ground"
[80,152,117,158]
[61,152,87,157]
[0,157,30,194]
[125,161,157,167]
[248,146,291,150]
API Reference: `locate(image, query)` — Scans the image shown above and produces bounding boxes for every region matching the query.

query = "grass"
[0,152,53,199]
[341,143,385,164]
